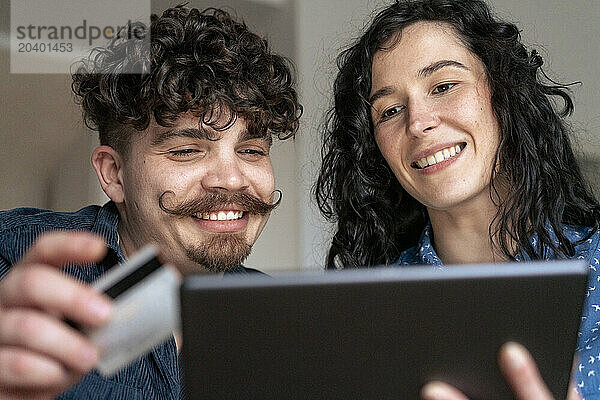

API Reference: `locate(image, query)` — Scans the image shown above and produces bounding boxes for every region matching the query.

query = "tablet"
[180,260,588,400]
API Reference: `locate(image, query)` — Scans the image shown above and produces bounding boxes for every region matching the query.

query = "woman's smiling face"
[370,21,500,212]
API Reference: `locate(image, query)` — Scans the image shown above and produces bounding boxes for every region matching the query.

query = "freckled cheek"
[444,96,479,123]
[446,95,497,147]
[375,132,408,174]
[472,105,500,152]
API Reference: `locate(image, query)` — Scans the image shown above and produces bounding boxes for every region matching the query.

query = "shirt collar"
[90,201,125,268]
[411,221,564,266]
[415,222,444,267]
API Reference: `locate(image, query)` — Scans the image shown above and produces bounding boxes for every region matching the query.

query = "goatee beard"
[185,233,252,273]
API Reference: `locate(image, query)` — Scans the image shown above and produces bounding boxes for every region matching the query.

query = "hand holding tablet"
[421,342,574,400]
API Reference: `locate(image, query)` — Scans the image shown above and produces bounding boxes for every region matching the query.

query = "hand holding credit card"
[85,245,181,376]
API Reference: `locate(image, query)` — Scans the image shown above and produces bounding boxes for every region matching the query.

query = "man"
[0,6,301,400]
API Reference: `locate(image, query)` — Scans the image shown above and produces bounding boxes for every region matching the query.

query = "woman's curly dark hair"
[72,6,302,154]
[315,0,600,269]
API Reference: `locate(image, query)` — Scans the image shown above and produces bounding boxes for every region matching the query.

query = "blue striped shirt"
[0,202,259,399]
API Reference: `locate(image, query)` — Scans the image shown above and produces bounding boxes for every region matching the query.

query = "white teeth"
[415,144,464,169]
[195,211,244,221]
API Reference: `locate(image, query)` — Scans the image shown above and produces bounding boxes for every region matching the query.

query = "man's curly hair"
[72,6,302,154]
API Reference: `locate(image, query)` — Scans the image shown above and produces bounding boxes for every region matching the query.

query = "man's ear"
[91,145,126,203]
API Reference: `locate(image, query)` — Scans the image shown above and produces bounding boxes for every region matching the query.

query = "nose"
[406,98,440,137]
[201,154,249,192]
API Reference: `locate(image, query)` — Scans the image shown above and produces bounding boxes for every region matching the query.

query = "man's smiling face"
[115,112,275,274]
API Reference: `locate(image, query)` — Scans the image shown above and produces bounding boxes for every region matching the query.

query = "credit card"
[85,245,181,376]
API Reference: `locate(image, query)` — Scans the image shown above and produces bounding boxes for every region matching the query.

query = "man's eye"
[432,82,457,94]
[239,149,266,156]
[381,105,405,120]
[169,149,200,157]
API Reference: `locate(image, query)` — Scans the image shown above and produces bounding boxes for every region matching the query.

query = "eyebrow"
[417,59,469,78]
[240,129,273,146]
[368,59,469,105]
[368,86,395,106]
[150,126,272,147]
[150,128,210,146]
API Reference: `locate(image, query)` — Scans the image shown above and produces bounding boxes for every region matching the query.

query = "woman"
[315,0,600,398]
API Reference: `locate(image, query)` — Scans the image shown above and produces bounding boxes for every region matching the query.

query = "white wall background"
[1,0,599,272]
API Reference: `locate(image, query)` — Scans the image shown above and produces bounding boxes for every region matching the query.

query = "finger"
[20,231,107,267]
[0,309,99,373]
[421,381,470,400]
[0,265,112,327]
[0,346,76,389]
[498,342,554,400]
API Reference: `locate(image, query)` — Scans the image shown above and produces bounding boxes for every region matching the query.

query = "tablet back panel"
[180,261,588,400]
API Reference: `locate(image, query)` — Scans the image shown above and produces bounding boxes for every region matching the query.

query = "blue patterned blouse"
[396,222,600,399]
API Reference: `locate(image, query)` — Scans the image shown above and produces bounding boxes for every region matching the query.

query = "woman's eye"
[381,105,405,120]
[432,82,457,94]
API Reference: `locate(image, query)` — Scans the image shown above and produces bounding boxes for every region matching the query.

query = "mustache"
[158,190,281,217]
